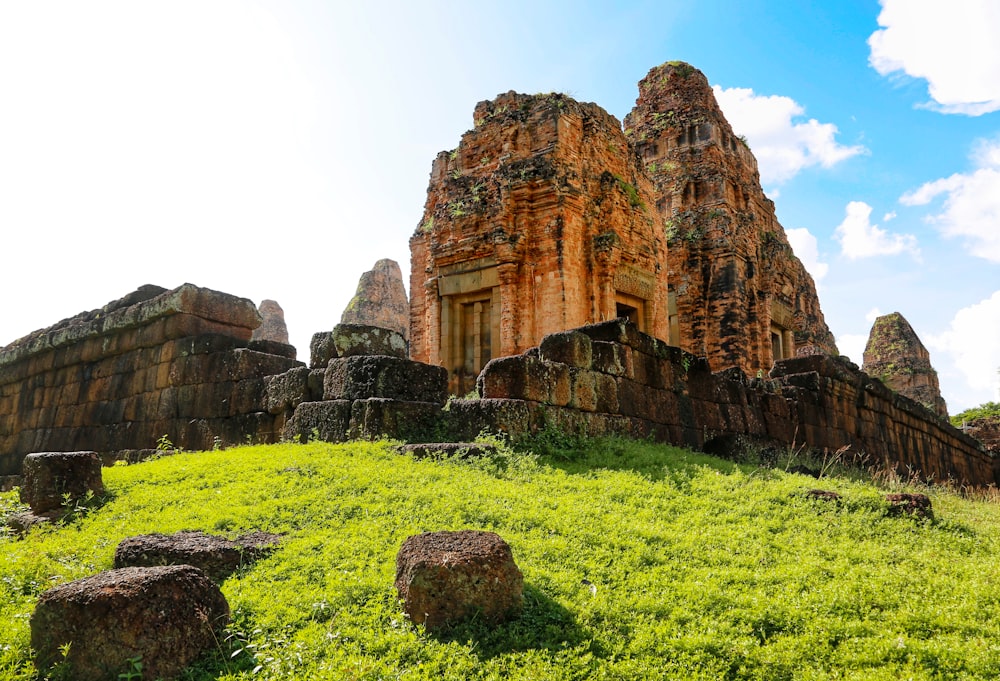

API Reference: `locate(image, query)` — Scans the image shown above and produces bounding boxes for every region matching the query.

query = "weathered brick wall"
[464,320,993,486]
[0,284,302,474]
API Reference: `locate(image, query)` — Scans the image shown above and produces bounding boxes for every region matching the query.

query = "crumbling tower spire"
[863,312,949,418]
[625,61,837,374]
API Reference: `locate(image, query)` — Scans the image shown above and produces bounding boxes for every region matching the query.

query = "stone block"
[282,400,353,443]
[398,442,498,459]
[114,531,281,583]
[591,340,629,376]
[539,330,593,369]
[31,565,229,681]
[348,398,443,442]
[20,451,104,514]
[265,366,311,415]
[395,530,523,630]
[309,332,337,369]
[332,323,408,359]
[568,368,598,412]
[325,356,447,405]
[441,398,537,441]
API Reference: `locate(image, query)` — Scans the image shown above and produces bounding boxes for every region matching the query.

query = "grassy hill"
[2,436,1000,680]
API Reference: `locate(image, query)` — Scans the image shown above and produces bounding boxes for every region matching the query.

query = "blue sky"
[1,0,997,412]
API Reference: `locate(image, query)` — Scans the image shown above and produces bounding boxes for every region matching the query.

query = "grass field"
[2,436,1000,680]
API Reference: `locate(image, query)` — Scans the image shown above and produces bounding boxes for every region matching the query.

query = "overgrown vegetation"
[3,437,1000,679]
[951,401,1000,427]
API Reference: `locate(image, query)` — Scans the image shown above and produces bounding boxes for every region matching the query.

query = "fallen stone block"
[20,451,104,514]
[31,565,229,681]
[885,492,933,519]
[398,442,498,459]
[114,530,282,583]
[395,530,523,630]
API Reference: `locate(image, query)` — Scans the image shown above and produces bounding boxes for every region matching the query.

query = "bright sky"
[1,0,998,412]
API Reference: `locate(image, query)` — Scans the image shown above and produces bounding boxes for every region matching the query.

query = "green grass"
[3,437,1000,679]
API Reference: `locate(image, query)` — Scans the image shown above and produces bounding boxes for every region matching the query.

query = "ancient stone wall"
[0,284,302,475]
[862,312,948,418]
[623,62,838,373]
[410,91,668,395]
[274,318,992,487]
[453,320,991,486]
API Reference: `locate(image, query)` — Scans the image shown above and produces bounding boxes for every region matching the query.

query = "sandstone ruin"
[410,62,837,396]
[410,91,668,395]
[625,62,838,372]
[0,61,992,490]
[0,283,302,475]
[862,312,948,418]
[341,259,410,341]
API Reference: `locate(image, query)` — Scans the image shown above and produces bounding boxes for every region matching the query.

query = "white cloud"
[785,228,828,284]
[713,86,866,185]
[926,291,1000,410]
[865,307,882,323]
[883,211,897,222]
[900,138,1000,263]
[834,201,920,259]
[869,0,1000,115]
[837,333,869,366]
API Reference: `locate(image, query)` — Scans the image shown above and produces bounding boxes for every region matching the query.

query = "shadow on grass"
[430,583,596,660]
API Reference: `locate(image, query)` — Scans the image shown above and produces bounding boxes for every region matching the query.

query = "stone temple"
[410,62,837,394]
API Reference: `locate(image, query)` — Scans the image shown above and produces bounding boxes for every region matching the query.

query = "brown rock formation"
[624,61,838,373]
[410,91,669,394]
[862,312,948,418]
[252,299,289,344]
[341,259,410,341]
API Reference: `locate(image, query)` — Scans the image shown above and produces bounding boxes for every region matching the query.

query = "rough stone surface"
[395,530,523,630]
[309,331,338,369]
[332,323,408,359]
[251,299,290,344]
[885,493,933,519]
[862,312,948,418]
[410,90,669,395]
[324,355,447,404]
[114,530,282,582]
[31,565,229,681]
[624,61,838,373]
[20,451,104,514]
[341,259,410,341]
[0,284,304,474]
